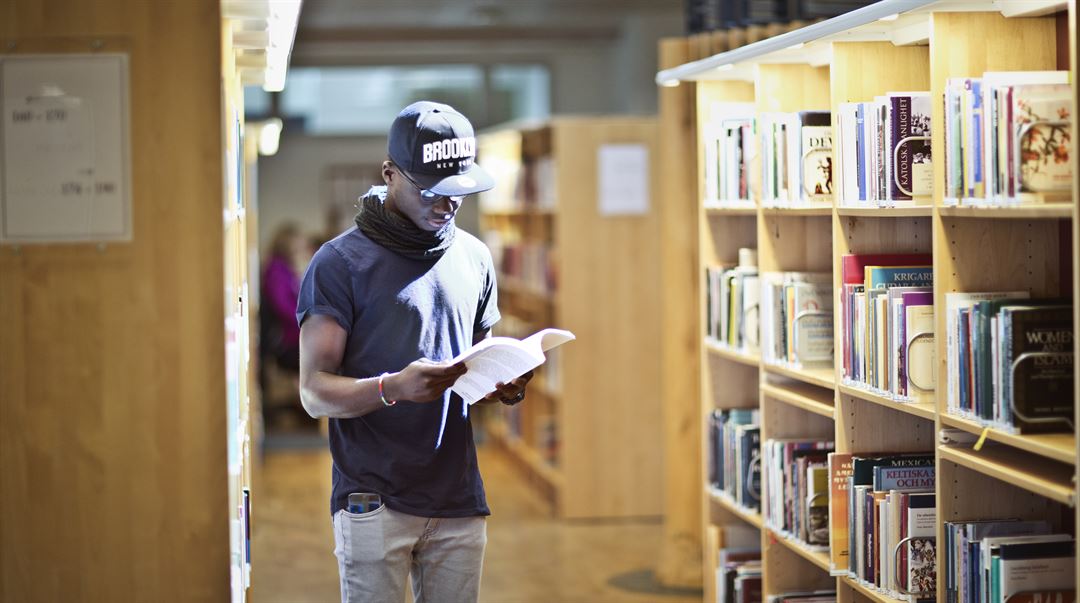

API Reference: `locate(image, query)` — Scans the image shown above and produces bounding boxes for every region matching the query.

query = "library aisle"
[251,445,702,603]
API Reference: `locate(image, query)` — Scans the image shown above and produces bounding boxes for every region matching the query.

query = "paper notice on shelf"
[1,53,131,242]
[597,143,649,216]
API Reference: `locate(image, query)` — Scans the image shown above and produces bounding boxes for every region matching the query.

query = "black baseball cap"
[388,101,495,197]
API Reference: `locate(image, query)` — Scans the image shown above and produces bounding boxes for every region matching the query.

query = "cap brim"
[414,163,495,197]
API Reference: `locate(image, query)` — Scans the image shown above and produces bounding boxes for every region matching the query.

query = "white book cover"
[981,71,1068,203]
[838,103,860,205]
[743,274,761,352]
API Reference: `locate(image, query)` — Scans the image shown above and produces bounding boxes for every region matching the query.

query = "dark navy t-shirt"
[296,223,500,518]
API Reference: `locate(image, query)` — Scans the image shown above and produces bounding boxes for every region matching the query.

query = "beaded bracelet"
[378,372,397,407]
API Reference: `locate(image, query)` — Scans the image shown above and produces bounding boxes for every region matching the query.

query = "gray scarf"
[354,187,456,261]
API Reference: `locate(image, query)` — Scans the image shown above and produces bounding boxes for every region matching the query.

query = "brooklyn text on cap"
[388,101,495,197]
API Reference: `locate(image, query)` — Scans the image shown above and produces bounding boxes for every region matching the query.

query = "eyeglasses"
[396,167,465,203]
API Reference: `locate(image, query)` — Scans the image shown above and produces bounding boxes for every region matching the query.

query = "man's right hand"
[384,359,468,403]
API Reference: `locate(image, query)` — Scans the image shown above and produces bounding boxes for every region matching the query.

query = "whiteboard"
[0,53,132,242]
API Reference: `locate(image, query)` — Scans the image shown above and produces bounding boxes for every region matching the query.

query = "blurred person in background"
[260,221,307,423]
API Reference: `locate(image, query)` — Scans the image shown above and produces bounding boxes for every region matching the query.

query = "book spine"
[891,95,913,201]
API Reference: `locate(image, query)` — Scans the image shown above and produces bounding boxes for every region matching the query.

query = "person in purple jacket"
[262,221,305,371]
[297,101,532,603]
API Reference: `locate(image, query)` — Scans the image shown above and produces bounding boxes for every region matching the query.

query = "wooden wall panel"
[553,116,662,519]
[656,37,706,588]
[0,1,228,601]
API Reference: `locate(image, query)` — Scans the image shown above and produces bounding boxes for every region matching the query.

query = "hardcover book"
[1012,83,1072,194]
[1004,305,1074,432]
[827,452,854,575]
[888,92,933,201]
[902,292,936,401]
[905,493,936,600]
[799,111,833,203]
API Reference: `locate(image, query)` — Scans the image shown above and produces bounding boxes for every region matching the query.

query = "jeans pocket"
[337,507,388,565]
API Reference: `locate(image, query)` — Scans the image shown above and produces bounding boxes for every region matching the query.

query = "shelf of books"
[676,1,1078,601]
[476,118,664,519]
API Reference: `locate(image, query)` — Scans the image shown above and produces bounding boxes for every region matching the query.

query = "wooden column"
[1,1,229,600]
[655,36,704,589]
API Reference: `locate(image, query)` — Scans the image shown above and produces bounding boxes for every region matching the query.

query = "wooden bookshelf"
[477,118,663,520]
[938,204,1074,219]
[839,575,910,603]
[709,488,766,530]
[837,384,937,422]
[704,201,758,216]
[939,443,1075,505]
[761,381,835,419]
[762,363,836,390]
[704,338,761,368]
[663,2,1080,600]
[939,413,1076,465]
[836,206,934,218]
[766,526,832,572]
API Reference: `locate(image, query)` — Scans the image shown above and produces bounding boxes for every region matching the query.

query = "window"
[273,64,551,135]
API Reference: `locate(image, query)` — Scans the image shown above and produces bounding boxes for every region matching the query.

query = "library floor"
[251,442,702,603]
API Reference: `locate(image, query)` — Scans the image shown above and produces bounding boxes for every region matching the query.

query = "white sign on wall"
[0,53,131,242]
[597,143,649,216]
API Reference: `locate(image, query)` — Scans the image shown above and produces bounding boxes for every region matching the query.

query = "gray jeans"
[332,505,487,603]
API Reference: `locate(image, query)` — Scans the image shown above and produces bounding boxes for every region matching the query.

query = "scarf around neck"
[354,186,456,261]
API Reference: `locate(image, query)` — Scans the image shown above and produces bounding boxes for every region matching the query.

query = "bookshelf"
[661,0,1078,600]
[475,117,663,519]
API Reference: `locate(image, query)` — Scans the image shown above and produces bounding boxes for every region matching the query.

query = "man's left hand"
[476,371,534,406]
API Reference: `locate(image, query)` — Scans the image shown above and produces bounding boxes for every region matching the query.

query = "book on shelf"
[827,452,854,575]
[761,271,834,368]
[943,519,1057,603]
[759,111,833,207]
[845,453,934,585]
[943,71,1071,205]
[836,93,932,207]
[764,438,834,548]
[717,551,760,603]
[716,548,762,603]
[703,105,757,205]
[709,408,762,512]
[450,328,575,405]
[902,492,937,602]
[840,253,935,401]
[993,538,1076,603]
[706,249,761,353]
[945,293,1074,433]
[799,111,833,204]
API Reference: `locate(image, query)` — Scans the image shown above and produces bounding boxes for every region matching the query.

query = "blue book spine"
[971,80,983,194]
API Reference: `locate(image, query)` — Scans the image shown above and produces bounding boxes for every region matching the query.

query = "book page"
[453,345,543,405]
[451,328,576,405]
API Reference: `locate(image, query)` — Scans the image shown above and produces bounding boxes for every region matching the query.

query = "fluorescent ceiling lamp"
[878,13,900,21]
[787,42,805,50]
[716,64,734,71]
[264,0,302,92]
[659,78,681,87]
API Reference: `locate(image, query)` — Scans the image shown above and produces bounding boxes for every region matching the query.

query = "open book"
[450,328,576,405]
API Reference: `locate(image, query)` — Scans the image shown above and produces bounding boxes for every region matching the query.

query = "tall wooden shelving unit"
[476,117,665,519]
[660,1,1079,600]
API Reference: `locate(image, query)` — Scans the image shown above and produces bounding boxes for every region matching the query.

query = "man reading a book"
[296,101,532,603]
